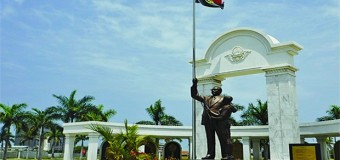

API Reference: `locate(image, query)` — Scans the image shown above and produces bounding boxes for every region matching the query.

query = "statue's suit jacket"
[191,85,235,125]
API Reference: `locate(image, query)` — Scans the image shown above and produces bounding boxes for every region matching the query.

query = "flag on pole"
[191,0,225,159]
[195,0,224,9]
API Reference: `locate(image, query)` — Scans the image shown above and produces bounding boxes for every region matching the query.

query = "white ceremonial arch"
[61,28,340,160]
[193,27,302,160]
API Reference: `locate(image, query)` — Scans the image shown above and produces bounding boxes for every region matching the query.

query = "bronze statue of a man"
[191,78,237,160]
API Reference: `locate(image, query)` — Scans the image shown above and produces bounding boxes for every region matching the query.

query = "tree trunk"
[155,138,160,159]
[26,140,31,159]
[2,139,8,160]
[26,147,29,159]
[37,126,44,160]
[0,142,3,160]
[79,140,84,159]
[51,139,55,158]
[2,129,10,160]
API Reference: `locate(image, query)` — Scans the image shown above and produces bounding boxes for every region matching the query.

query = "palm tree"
[138,100,165,125]
[316,104,340,156]
[97,104,117,122]
[51,90,98,123]
[76,103,117,158]
[0,103,29,160]
[239,100,269,159]
[28,107,60,160]
[0,131,15,150]
[79,104,117,122]
[75,135,88,160]
[0,131,15,160]
[89,120,156,160]
[136,99,182,126]
[136,99,183,151]
[240,99,268,126]
[317,105,340,121]
[18,125,39,149]
[160,115,183,126]
[46,124,64,158]
[229,103,245,126]
[134,120,154,125]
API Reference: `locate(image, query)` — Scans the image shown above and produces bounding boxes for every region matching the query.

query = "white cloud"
[1,5,15,19]
[1,0,339,125]
[77,53,141,73]
[1,0,26,19]
[92,0,132,13]
[14,0,25,5]
[321,0,340,17]
[90,0,192,54]
[1,62,28,75]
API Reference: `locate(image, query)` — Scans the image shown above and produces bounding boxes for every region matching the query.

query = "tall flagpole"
[192,0,197,159]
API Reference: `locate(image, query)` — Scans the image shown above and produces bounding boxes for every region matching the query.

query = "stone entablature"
[63,119,340,138]
[62,120,340,160]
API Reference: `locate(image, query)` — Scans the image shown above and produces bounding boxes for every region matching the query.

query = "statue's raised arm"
[191,78,204,102]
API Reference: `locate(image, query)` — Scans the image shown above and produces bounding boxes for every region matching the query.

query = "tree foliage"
[51,90,98,123]
[89,120,156,160]
[316,105,340,121]
[136,99,182,126]
[28,107,60,160]
[0,103,30,160]
[46,124,64,158]
[79,104,117,122]
[239,99,268,126]
[0,90,118,160]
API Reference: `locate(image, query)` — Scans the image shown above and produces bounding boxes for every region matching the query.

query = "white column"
[317,137,329,160]
[263,140,270,160]
[87,133,100,160]
[334,140,340,160]
[26,147,29,159]
[242,137,251,160]
[63,134,75,160]
[252,139,261,160]
[265,67,300,160]
[196,77,222,159]
[44,139,50,151]
[188,137,192,160]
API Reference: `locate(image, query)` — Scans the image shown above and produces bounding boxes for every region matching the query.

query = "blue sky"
[1,0,339,126]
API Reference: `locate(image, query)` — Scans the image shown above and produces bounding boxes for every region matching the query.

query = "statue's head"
[211,86,222,96]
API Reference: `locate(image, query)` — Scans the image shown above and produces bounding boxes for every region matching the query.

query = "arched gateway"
[193,27,303,159]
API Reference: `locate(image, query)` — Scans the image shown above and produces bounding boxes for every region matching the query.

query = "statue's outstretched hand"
[192,78,198,85]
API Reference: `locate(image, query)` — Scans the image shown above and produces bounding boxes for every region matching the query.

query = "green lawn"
[7,159,63,160]
[8,159,63,160]
[7,158,88,160]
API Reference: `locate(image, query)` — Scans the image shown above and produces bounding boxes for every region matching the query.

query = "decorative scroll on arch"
[194,27,302,79]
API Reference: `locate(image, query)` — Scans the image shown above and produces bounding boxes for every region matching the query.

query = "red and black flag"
[195,0,224,9]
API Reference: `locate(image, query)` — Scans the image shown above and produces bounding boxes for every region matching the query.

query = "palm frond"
[88,124,114,141]
[135,120,155,125]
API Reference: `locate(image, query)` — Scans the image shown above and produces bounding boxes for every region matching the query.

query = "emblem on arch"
[225,46,251,62]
